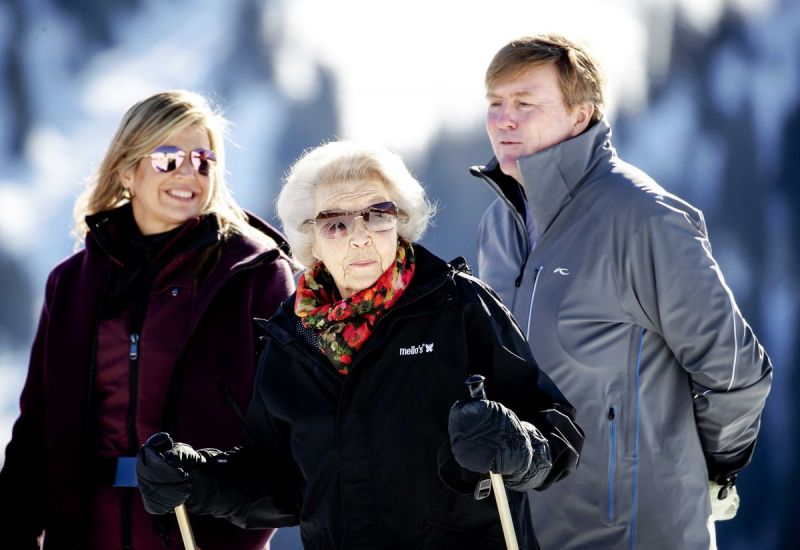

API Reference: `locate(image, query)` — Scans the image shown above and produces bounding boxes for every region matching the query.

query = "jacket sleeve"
[184,342,302,528]
[178,254,296,528]
[0,277,53,548]
[460,274,584,491]
[626,201,772,480]
[252,256,295,321]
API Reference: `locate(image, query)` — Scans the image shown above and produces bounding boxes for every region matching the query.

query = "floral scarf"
[295,239,416,375]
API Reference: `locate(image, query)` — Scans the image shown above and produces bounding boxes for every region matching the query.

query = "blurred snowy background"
[0,0,797,548]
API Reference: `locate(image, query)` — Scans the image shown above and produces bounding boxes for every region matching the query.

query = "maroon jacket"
[0,205,295,549]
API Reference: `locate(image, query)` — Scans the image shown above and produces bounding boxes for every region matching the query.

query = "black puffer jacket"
[190,244,583,550]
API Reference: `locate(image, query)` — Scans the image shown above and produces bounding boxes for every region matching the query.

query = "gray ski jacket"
[470,118,772,550]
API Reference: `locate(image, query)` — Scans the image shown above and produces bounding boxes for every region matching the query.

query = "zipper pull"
[608,407,615,420]
[129,333,140,360]
[519,265,541,288]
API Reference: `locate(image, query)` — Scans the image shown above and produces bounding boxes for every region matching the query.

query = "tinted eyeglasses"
[306,201,399,239]
[148,145,217,176]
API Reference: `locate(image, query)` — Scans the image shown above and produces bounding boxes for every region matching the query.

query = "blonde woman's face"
[121,124,215,235]
[310,178,398,299]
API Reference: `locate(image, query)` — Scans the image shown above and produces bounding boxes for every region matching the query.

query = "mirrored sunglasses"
[148,145,217,176]
[307,201,399,239]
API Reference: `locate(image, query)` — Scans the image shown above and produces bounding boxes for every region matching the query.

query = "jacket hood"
[84,204,289,337]
[85,203,291,273]
[244,210,292,259]
[472,117,615,243]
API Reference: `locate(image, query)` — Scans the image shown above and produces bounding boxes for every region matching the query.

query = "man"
[469,34,772,549]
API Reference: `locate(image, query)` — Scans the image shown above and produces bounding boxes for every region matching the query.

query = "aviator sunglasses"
[306,201,399,239]
[148,145,217,176]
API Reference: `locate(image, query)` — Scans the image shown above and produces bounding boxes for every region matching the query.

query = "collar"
[472,117,615,242]
[270,243,454,337]
[85,202,220,267]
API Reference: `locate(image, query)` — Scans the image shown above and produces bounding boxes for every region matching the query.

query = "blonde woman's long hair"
[73,89,275,249]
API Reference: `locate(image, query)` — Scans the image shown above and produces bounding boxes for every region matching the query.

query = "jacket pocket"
[607,405,617,524]
[415,519,504,549]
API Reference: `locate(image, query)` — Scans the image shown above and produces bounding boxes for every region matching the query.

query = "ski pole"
[465,374,520,550]
[173,505,197,550]
[147,433,198,550]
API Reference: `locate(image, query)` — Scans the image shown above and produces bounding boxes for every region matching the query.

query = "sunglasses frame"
[148,145,217,176]
[305,201,400,239]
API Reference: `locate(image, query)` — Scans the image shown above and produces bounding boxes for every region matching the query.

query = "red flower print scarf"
[295,239,416,375]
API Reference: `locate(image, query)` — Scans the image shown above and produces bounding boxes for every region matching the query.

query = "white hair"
[276,141,435,266]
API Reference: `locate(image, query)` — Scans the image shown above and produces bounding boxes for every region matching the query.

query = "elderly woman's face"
[310,178,398,299]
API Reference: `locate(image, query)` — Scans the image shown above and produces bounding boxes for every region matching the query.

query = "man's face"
[486,62,587,183]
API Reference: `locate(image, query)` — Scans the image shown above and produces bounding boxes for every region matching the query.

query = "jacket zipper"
[122,298,148,549]
[525,266,543,341]
[124,335,139,543]
[126,332,141,451]
[608,406,616,522]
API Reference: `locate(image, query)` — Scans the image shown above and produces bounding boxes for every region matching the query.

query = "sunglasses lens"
[190,149,217,176]
[149,146,216,175]
[318,216,353,239]
[314,202,398,239]
[364,204,398,232]
[150,146,185,173]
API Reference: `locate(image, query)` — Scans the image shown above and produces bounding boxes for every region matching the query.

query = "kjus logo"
[399,343,435,356]
[553,267,570,276]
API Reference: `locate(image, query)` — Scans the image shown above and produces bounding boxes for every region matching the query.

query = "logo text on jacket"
[399,343,434,356]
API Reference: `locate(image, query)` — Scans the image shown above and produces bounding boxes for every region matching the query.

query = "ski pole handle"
[146,433,198,550]
[464,375,520,550]
[465,374,487,400]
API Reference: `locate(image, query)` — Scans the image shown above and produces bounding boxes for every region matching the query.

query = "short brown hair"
[486,34,605,124]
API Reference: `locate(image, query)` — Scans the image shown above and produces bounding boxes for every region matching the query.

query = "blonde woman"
[0,90,294,549]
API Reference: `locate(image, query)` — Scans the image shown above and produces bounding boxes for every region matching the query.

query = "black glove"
[137,432,205,515]
[448,399,551,488]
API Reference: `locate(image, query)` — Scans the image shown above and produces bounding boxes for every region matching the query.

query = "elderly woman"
[0,90,294,549]
[136,141,583,549]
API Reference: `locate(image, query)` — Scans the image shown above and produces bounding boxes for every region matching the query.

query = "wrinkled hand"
[709,480,740,521]
[448,399,533,480]
[137,432,205,515]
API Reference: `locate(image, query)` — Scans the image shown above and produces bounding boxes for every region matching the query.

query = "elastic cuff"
[506,423,552,491]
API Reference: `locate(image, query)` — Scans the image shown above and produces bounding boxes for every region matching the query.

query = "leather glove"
[709,479,740,521]
[448,399,550,487]
[137,432,205,515]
